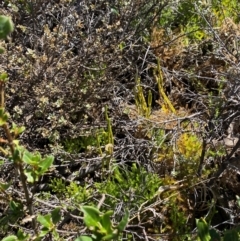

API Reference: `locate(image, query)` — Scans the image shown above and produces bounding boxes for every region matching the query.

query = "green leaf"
[38,228,49,238]
[51,207,61,224]
[113,167,124,183]
[52,229,60,240]
[21,150,31,163]
[102,233,118,240]
[0,72,8,82]
[17,126,25,134]
[0,108,8,125]
[0,15,14,39]
[22,150,36,165]
[31,152,41,163]
[16,229,29,241]
[118,42,125,51]
[75,236,93,241]
[100,210,113,234]
[37,214,52,229]
[38,155,54,173]
[196,218,211,241]
[12,148,20,162]
[11,123,25,136]
[116,210,129,232]
[9,200,22,212]
[24,170,35,183]
[0,72,8,81]
[2,236,18,241]
[81,206,101,229]
[0,181,11,191]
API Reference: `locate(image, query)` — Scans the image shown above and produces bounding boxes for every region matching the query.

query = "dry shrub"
[0,0,169,152]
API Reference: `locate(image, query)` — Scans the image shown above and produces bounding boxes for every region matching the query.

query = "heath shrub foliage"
[0,0,240,240]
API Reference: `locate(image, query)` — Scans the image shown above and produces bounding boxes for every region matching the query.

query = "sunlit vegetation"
[0,0,240,240]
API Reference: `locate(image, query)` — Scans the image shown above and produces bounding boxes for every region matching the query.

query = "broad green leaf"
[30,155,41,165]
[0,15,14,39]
[38,228,49,237]
[12,140,20,147]
[38,155,54,173]
[81,206,101,228]
[12,148,20,162]
[75,236,93,241]
[24,170,35,183]
[2,236,18,241]
[0,72,8,81]
[11,123,25,136]
[22,150,34,164]
[17,126,25,134]
[37,214,52,229]
[196,218,211,241]
[102,233,118,240]
[0,181,11,191]
[51,207,61,224]
[9,200,23,212]
[116,210,129,232]
[100,210,113,234]
[52,229,60,240]
[118,42,125,51]
[16,229,29,241]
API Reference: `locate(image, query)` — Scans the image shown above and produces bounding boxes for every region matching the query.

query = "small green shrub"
[196,217,240,241]
[49,178,66,198]
[176,133,202,178]
[79,206,129,241]
[50,178,93,205]
[159,0,240,44]
[95,163,163,211]
[66,182,93,205]
[167,198,190,241]
[63,129,109,154]
[0,15,14,39]
[151,128,167,147]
